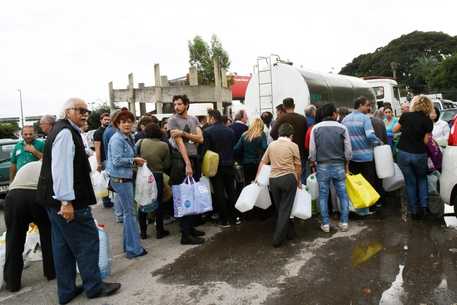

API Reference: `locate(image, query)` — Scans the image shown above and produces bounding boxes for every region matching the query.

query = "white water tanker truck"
[244,56,401,119]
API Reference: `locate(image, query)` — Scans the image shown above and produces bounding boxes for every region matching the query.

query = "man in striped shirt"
[342,96,383,206]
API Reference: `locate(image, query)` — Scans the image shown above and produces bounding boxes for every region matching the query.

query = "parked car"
[433,98,457,111]
[0,138,19,195]
[439,108,457,125]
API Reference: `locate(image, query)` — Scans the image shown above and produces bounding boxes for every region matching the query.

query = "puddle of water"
[352,242,383,267]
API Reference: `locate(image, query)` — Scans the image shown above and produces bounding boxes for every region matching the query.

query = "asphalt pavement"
[0,192,456,305]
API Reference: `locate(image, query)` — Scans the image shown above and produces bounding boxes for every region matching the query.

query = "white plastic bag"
[93,171,109,199]
[291,186,312,220]
[256,165,271,186]
[382,163,405,192]
[428,171,440,195]
[255,186,272,210]
[235,183,261,212]
[194,179,213,214]
[98,225,112,280]
[23,224,42,263]
[135,163,158,206]
[306,173,319,200]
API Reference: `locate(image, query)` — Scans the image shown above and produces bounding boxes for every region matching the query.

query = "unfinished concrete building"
[109,59,232,116]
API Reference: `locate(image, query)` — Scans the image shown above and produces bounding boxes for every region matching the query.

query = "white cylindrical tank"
[244,62,376,119]
[440,146,457,204]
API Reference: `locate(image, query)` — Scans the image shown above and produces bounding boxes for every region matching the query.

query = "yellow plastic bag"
[202,150,219,177]
[346,174,380,209]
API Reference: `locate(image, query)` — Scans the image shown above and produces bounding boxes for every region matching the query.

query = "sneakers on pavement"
[338,223,349,232]
[320,224,330,233]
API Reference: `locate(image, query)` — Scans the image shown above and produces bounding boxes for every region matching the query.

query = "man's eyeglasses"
[70,107,91,115]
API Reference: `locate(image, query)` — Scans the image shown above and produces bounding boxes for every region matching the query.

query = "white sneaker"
[338,223,349,232]
[320,224,330,233]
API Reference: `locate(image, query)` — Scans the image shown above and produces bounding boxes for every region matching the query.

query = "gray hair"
[304,104,317,116]
[40,114,56,125]
[58,97,85,119]
[234,110,246,121]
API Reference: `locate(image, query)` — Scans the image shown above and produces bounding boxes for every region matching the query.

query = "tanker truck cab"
[364,78,402,116]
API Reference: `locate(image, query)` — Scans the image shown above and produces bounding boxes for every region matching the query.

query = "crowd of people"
[3,93,455,304]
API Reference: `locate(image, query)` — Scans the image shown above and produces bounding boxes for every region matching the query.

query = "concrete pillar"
[160,76,169,87]
[154,64,161,86]
[138,83,146,115]
[128,73,136,116]
[108,81,115,110]
[156,102,163,114]
[213,57,223,111]
[189,66,198,86]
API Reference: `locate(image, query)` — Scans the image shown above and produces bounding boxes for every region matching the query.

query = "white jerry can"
[374,145,395,179]
[440,146,457,203]
[235,183,261,213]
[382,163,405,192]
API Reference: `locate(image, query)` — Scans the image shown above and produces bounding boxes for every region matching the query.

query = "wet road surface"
[1,192,457,305]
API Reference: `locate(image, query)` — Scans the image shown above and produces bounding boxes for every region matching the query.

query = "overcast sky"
[1,0,456,118]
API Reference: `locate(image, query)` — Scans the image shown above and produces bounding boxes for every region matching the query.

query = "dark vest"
[37,119,96,209]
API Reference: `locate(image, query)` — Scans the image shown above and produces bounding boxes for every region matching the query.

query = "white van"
[364,78,402,116]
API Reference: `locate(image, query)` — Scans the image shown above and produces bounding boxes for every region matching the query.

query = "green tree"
[410,55,439,93]
[87,104,111,130]
[429,52,457,90]
[0,122,19,139]
[188,34,231,84]
[340,31,457,93]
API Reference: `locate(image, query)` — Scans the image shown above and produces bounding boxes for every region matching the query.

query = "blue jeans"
[316,163,349,225]
[112,192,123,221]
[397,150,428,214]
[301,158,308,185]
[111,181,144,257]
[47,207,102,304]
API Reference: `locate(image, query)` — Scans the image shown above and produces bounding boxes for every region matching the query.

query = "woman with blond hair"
[393,95,434,219]
[234,118,268,184]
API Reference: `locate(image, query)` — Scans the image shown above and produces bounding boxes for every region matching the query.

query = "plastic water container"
[0,233,5,289]
[374,145,395,179]
[235,183,261,212]
[97,225,112,280]
[382,163,405,192]
[254,186,272,210]
[440,146,457,203]
[306,174,319,200]
[256,165,271,186]
[291,186,312,220]
[202,150,220,177]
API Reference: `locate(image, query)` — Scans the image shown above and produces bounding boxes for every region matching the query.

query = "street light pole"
[17,89,24,128]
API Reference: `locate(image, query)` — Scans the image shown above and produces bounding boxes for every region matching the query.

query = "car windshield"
[440,109,457,122]
[0,144,15,161]
[373,86,384,99]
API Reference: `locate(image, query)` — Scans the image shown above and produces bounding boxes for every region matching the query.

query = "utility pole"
[17,89,24,128]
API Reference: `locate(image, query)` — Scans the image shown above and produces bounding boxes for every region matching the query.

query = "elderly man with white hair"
[37,98,121,304]
[39,114,56,135]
